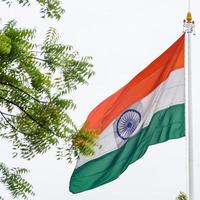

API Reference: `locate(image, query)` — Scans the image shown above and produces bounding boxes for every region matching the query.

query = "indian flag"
[70,34,185,193]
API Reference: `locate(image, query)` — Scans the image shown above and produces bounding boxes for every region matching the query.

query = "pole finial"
[186,11,192,23]
[183,11,195,34]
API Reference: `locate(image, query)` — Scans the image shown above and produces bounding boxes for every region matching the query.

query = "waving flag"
[70,35,185,193]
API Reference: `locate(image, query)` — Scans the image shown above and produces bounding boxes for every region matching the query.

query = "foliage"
[0,163,34,199]
[176,192,188,200]
[0,20,97,160]
[0,21,98,199]
[1,0,65,20]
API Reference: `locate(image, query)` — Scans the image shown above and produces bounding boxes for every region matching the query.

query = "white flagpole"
[183,11,195,200]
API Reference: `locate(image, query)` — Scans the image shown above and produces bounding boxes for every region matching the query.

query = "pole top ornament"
[183,12,195,34]
[186,11,192,23]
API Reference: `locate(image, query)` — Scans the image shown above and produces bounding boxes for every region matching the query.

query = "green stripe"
[70,104,185,193]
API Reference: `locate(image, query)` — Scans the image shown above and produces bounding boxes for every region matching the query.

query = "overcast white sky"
[0,0,200,199]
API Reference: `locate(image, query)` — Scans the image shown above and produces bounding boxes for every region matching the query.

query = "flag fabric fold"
[70,34,185,193]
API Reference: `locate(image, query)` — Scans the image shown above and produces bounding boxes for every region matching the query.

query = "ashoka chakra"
[116,109,141,140]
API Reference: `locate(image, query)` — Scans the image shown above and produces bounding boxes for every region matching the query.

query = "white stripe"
[76,68,184,168]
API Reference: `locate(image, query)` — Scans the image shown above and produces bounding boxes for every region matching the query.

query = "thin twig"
[0,111,16,117]
[0,110,26,135]
[0,96,56,137]
[0,96,46,130]
[31,56,47,62]
[0,82,46,104]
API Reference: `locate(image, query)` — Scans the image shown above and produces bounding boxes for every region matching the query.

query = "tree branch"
[0,110,26,135]
[0,96,57,138]
[0,111,16,117]
[31,56,66,67]
[0,88,8,92]
[0,82,46,104]
[31,56,47,62]
[0,96,48,131]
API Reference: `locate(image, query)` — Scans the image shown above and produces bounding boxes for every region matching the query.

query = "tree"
[0,2,99,199]
[1,0,65,20]
[176,192,188,200]
[0,163,34,200]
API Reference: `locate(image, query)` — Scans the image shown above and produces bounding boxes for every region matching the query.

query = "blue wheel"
[116,109,141,140]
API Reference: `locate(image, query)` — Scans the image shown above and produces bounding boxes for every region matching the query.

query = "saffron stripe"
[84,35,184,134]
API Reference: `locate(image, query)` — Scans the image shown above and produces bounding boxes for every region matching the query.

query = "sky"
[0,0,200,199]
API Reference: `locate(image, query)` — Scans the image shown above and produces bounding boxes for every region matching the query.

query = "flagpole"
[183,11,195,200]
